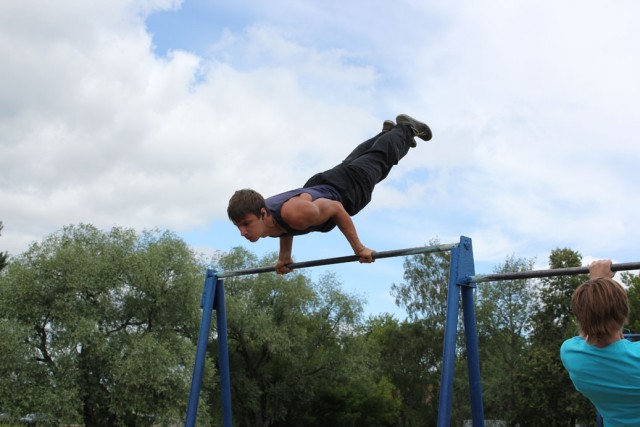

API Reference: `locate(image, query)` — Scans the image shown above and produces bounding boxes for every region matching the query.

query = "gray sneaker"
[396,114,432,141]
[384,118,415,147]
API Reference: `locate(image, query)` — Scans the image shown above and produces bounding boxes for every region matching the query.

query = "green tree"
[391,239,451,324]
[389,240,473,425]
[531,249,586,346]
[622,271,640,333]
[0,224,204,426]
[0,221,9,271]
[365,314,442,426]
[513,248,594,426]
[210,247,401,427]
[475,255,535,425]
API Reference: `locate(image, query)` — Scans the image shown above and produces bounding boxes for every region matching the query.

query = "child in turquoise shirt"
[561,260,640,426]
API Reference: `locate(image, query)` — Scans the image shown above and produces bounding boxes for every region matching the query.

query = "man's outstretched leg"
[341,120,397,166]
[341,115,430,165]
[303,114,431,214]
[349,114,432,181]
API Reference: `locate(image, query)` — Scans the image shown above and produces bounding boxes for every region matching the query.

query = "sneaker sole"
[396,114,432,141]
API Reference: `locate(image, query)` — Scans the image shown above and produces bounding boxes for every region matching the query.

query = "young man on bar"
[227,114,432,274]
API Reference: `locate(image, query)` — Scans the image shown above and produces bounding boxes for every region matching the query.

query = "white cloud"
[0,0,395,255]
[1,0,639,286]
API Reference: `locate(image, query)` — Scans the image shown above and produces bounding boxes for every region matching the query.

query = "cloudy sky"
[2,0,639,316]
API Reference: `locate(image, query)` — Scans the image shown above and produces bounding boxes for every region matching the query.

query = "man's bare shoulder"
[280,193,333,228]
[281,193,314,216]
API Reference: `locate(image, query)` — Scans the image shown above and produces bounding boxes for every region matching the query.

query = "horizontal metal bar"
[466,262,640,284]
[216,243,458,278]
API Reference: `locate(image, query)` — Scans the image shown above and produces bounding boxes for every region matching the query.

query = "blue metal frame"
[186,241,483,426]
[185,239,640,426]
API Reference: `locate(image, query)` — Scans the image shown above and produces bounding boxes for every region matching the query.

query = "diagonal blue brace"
[457,238,484,427]
[215,277,232,427]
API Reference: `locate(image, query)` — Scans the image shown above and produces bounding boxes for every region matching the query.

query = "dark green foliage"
[0,224,204,426]
[623,271,640,333]
[391,239,450,323]
[475,255,535,424]
[0,251,7,271]
[2,226,631,427]
[365,315,442,426]
[0,221,8,272]
[512,248,594,426]
[387,240,467,425]
[531,249,588,346]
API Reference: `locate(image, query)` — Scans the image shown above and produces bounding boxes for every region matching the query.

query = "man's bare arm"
[275,235,294,275]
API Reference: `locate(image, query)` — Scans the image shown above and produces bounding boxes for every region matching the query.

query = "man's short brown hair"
[227,189,266,222]
[571,277,629,342]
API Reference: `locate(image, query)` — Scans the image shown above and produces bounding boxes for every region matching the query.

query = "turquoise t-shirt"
[561,336,640,426]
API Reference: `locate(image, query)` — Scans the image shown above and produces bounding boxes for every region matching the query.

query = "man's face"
[233,212,265,242]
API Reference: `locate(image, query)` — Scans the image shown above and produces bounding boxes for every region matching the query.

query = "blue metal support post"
[215,278,232,427]
[458,237,484,426]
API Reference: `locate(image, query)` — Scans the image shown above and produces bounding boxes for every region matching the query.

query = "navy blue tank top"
[265,185,343,236]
